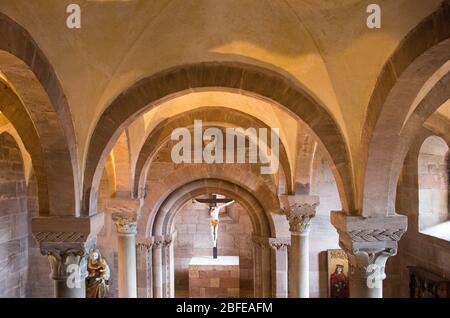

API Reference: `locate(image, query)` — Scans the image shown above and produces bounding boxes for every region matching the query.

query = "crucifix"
[194,194,234,259]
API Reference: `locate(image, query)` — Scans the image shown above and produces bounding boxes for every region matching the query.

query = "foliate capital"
[280,195,319,234]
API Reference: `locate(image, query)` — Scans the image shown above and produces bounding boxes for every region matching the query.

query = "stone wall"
[173,201,254,297]
[0,133,28,297]
[96,171,118,298]
[309,150,342,298]
[26,172,52,297]
[417,136,449,230]
[385,132,450,298]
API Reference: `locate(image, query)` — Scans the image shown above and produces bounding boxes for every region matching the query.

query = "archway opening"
[418,136,450,240]
[172,195,254,298]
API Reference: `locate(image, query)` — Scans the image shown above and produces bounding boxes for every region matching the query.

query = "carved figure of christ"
[194,195,234,258]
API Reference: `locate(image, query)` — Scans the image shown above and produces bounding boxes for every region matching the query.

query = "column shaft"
[117,233,137,297]
[349,268,383,298]
[54,280,86,298]
[152,242,163,298]
[280,195,318,298]
[289,232,309,298]
[112,212,138,298]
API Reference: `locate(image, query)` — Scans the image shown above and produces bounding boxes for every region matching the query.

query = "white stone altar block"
[188,256,239,298]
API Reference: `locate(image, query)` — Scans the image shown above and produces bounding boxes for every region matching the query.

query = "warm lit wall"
[418,136,449,230]
[0,0,443,188]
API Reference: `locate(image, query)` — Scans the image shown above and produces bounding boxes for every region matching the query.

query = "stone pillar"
[280,195,319,298]
[167,235,176,298]
[331,212,407,298]
[41,241,93,298]
[252,237,263,297]
[32,214,104,298]
[252,235,272,297]
[269,237,290,298]
[136,239,153,298]
[162,236,174,298]
[152,238,164,298]
[112,213,138,298]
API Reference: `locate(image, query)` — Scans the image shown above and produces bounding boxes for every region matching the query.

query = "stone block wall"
[385,134,450,298]
[417,136,449,230]
[189,261,240,298]
[309,151,342,298]
[0,133,28,297]
[26,172,53,298]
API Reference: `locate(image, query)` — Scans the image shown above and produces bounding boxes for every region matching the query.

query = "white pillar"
[161,236,173,298]
[269,238,290,298]
[330,211,407,298]
[112,213,138,298]
[280,194,319,298]
[152,239,163,298]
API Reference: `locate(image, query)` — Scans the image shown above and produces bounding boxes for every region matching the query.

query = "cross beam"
[194,194,233,207]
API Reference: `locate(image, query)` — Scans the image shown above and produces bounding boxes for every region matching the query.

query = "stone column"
[252,236,263,297]
[167,236,176,298]
[32,214,104,298]
[136,239,153,298]
[41,241,93,298]
[280,195,319,298]
[269,237,290,298]
[112,213,138,298]
[252,235,272,297]
[331,212,407,298]
[152,238,164,298]
[162,237,173,298]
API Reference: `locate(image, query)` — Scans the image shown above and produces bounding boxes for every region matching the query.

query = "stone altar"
[188,256,239,298]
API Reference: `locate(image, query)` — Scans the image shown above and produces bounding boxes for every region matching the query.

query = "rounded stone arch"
[0,13,79,216]
[138,165,285,239]
[141,177,278,299]
[83,61,353,216]
[147,179,272,239]
[361,2,450,217]
[132,106,292,196]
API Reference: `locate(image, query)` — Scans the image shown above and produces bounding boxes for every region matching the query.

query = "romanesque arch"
[140,176,279,298]
[362,2,450,217]
[139,165,284,238]
[132,107,291,197]
[83,62,354,216]
[0,13,78,216]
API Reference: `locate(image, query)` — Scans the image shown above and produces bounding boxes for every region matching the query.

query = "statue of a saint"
[86,249,110,298]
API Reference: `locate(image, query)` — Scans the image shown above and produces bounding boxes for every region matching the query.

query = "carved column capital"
[40,240,95,282]
[268,237,290,251]
[136,239,153,250]
[280,195,319,234]
[31,215,103,285]
[152,238,163,249]
[112,213,138,235]
[331,211,407,288]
